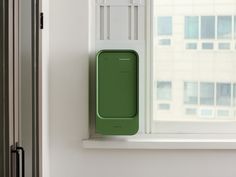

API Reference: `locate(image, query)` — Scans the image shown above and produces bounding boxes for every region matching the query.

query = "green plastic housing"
[96,50,139,135]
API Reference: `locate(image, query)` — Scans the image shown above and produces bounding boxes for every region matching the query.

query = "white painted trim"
[82,134,236,149]
[145,0,152,134]
[152,121,236,134]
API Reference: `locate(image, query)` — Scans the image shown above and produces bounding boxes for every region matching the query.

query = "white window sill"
[82,134,236,149]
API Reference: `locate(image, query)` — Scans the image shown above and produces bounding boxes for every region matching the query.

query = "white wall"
[42,0,50,176]
[49,0,236,177]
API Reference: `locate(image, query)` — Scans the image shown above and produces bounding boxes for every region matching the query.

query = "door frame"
[0,0,9,176]
[1,0,16,176]
[32,0,42,176]
[0,0,43,176]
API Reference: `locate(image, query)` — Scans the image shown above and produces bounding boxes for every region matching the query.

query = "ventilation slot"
[107,6,110,40]
[128,6,132,40]
[134,6,138,40]
[100,6,105,40]
[97,1,142,41]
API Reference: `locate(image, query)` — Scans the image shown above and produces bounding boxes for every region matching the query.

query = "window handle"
[16,146,25,177]
[11,149,20,177]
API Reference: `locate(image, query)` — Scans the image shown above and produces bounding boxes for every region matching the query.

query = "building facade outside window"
[153,0,236,128]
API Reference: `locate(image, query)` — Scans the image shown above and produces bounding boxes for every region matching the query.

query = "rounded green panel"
[96,50,139,135]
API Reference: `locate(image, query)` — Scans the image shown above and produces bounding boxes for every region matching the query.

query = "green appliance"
[96,50,139,135]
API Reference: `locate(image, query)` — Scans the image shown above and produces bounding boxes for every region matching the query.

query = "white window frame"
[84,0,236,149]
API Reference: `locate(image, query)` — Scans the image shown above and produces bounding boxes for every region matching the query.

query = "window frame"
[217,16,232,40]
[83,0,236,149]
[89,0,236,141]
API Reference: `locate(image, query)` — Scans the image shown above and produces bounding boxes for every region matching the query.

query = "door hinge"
[40,12,44,29]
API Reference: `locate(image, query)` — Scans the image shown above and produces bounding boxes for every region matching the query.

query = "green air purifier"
[96,50,139,135]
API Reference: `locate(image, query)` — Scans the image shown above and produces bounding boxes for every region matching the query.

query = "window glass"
[157,81,171,100]
[158,104,170,110]
[200,109,213,117]
[217,110,229,117]
[185,16,199,39]
[219,43,230,50]
[216,83,231,106]
[200,83,214,105]
[201,16,215,39]
[159,39,171,45]
[234,84,236,106]
[157,16,172,36]
[202,43,214,49]
[186,43,197,49]
[186,108,197,115]
[217,16,232,39]
[184,82,198,104]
